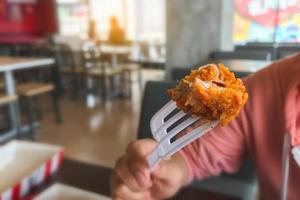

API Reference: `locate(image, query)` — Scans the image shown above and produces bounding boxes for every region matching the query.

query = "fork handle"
[147,146,165,170]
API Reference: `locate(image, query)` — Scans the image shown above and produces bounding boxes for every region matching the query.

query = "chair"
[17,43,62,91]
[84,46,130,102]
[277,45,300,59]
[16,45,62,137]
[171,67,193,81]
[0,77,20,134]
[80,45,105,100]
[235,44,276,60]
[57,43,86,74]
[87,63,126,102]
[137,81,257,200]
[231,71,251,78]
[0,75,6,89]
[110,43,143,93]
[17,82,62,137]
[210,51,272,61]
[0,44,16,56]
[137,81,176,139]
[192,158,257,200]
[137,42,165,69]
[56,43,86,98]
[121,63,142,90]
[81,44,101,69]
[0,81,5,89]
[0,94,19,132]
[0,95,18,106]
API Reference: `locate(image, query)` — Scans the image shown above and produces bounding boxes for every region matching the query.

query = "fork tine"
[150,101,177,138]
[152,111,187,141]
[163,116,199,141]
[159,100,177,113]
[166,120,219,158]
[147,119,219,169]
[153,116,199,142]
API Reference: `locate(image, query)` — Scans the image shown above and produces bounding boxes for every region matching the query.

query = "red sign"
[0,0,40,33]
[0,0,58,43]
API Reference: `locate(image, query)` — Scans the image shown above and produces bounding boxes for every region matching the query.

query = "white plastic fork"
[147,100,219,169]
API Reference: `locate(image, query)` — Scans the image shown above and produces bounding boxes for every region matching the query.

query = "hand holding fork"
[111,101,219,200]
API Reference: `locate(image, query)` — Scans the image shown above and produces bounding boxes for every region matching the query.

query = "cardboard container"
[0,141,63,200]
[34,184,110,200]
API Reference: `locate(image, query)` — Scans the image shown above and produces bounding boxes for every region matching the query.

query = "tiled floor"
[37,69,164,168]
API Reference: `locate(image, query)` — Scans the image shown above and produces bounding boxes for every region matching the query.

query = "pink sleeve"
[177,53,300,198]
[179,84,251,183]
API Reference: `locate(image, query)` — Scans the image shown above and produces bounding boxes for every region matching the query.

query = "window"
[89,0,166,43]
[89,0,124,40]
[56,0,166,43]
[57,0,89,37]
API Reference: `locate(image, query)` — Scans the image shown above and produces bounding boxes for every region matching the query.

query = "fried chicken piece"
[168,64,248,125]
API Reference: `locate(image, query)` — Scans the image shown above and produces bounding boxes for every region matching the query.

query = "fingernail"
[134,171,147,188]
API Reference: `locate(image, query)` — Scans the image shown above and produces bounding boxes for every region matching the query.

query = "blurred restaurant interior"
[0,0,299,199]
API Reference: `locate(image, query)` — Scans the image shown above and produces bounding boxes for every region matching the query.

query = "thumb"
[126,139,157,188]
[148,153,188,199]
[151,153,187,186]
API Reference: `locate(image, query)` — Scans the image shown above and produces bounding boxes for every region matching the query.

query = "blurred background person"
[108,16,126,45]
[88,19,99,42]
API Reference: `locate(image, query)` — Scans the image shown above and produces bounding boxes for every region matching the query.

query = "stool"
[0,94,20,134]
[17,82,62,137]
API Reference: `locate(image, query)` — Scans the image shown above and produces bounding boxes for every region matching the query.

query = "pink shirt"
[180,53,300,200]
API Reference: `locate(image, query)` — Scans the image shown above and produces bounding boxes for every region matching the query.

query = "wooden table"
[31,159,240,200]
[219,59,271,73]
[0,56,55,142]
